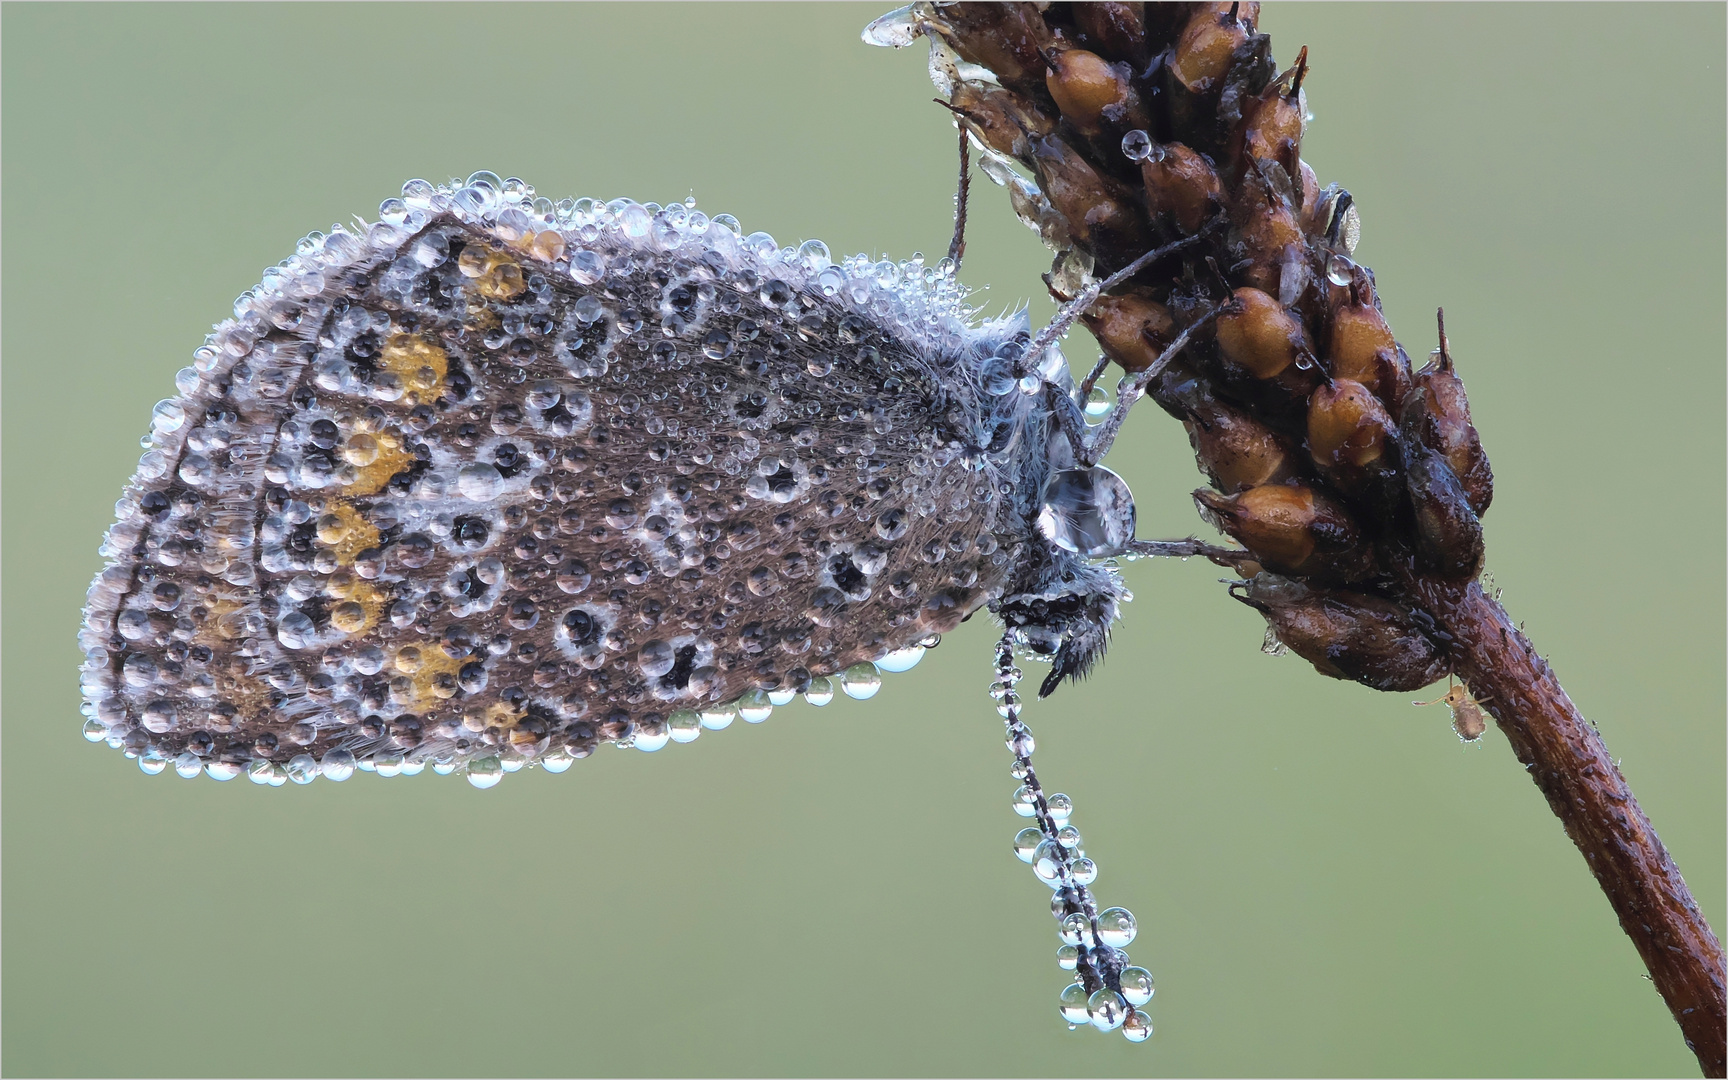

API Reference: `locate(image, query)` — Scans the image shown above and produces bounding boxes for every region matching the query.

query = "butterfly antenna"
[993,634,1154,1040]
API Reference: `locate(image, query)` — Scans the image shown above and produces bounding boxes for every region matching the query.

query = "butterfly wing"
[80,193,1017,779]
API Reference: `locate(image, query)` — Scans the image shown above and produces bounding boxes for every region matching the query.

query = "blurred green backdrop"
[4,4,1722,1076]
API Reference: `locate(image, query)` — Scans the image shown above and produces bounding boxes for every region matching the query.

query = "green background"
[4,4,1722,1076]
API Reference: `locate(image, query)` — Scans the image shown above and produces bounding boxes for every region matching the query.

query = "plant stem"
[1401,570,1727,1076]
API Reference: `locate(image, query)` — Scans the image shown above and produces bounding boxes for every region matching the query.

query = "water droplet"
[803,677,835,706]
[980,356,1017,396]
[541,750,574,773]
[876,645,926,672]
[205,760,241,781]
[247,759,281,785]
[668,709,703,743]
[1069,857,1098,886]
[1006,724,1034,757]
[1057,944,1080,971]
[1058,983,1091,1025]
[1119,966,1155,1006]
[798,239,831,270]
[1056,824,1082,849]
[1084,385,1111,418]
[138,747,167,775]
[458,463,504,500]
[767,687,798,706]
[1121,129,1154,162]
[1325,253,1356,287]
[1059,910,1090,945]
[861,3,924,47]
[619,203,652,238]
[82,719,108,742]
[1037,466,1137,557]
[320,749,355,782]
[1013,826,1044,863]
[634,726,670,751]
[467,755,504,788]
[1088,989,1127,1032]
[737,689,774,723]
[1033,840,1068,887]
[286,754,318,784]
[1046,793,1073,824]
[1096,907,1137,948]
[1123,1009,1153,1043]
[174,752,203,779]
[700,703,738,730]
[1338,203,1361,254]
[840,662,881,699]
[1012,784,1039,818]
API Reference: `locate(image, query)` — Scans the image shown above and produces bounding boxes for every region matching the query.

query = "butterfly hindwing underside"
[81,181,1055,780]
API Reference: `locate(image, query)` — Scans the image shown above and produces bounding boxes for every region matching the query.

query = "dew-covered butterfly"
[78,167,1235,1039]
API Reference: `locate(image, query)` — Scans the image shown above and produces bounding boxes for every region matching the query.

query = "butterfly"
[79,172,1218,1039]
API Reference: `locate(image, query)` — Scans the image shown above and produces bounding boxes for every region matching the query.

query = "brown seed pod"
[1233,181,1305,294]
[1081,292,1174,373]
[1403,442,1485,580]
[1193,483,1371,581]
[1170,2,1256,93]
[1138,141,1223,236]
[1402,314,1493,515]
[1215,286,1307,379]
[1327,284,1398,396]
[1307,377,1397,494]
[1184,394,1300,494]
[948,81,1053,162]
[1069,2,1151,67]
[938,2,1053,95]
[1241,47,1307,164]
[1044,47,1146,137]
[1234,575,1451,692]
[1030,135,1149,258]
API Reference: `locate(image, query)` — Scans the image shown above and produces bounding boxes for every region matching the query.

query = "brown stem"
[1402,569,1727,1076]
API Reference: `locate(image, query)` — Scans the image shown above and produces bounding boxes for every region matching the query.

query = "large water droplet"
[876,644,925,672]
[840,662,881,699]
[1037,466,1137,557]
[1123,1009,1153,1043]
[737,689,773,723]
[692,702,733,730]
[1013,827,1044,863]
[861,3,923,47]
[467,756,504,788]
[320,749,355,781]
[1046,792,1073,824]
[803,677,835,706]
[458,463,504,500]
[1058,983,1091,1025]
[1088,989,1127,1032]
[1119,966,1155,1006]
[1096,906,1137,947]
[1033,840,1068,887]
[668,709,703,743]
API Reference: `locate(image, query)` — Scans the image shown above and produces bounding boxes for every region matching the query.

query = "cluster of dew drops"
[995,639,1155,1040]
[87,639,933,788]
